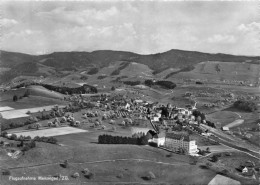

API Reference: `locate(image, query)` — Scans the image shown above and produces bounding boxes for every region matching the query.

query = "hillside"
[0,49,259,84]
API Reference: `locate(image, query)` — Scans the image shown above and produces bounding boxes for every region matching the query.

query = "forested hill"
[0,49,259,83]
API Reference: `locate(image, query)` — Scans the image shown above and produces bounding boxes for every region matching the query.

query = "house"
[164,133,198,154]
[149,133,166,146]
[242,167,248,173]
[222,126,229,131]
[178,108,192,116]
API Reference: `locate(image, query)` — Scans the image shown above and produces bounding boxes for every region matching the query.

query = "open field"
[1,159,216,185]
[207,111,239,126]
[11,126,88,138]
[27,85,65,100]
[0,96,66,109]
[173,61,260,83]
[225,119,244,128]
[0,110,29,119]
[0,106,14,112]
[0,105,65,119]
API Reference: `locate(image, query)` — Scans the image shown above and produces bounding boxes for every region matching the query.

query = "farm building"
[222,126,229,131]
[148,133,166,146]
[164,133,198,154]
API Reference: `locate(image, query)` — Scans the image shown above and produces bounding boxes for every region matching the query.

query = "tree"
[111,86,115,91]
[13,95,18,102]
[211,155,218,162]
[23,90,30,97]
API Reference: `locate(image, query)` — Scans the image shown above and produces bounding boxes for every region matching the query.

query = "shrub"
[13,95,18,102]
[154,81,176,89]
[123,81,141,86]
[97,75,107,80]
[149,142,158,147]
[2,169,11,175]
[1,131,8,137]
[10,134,17,140]
[84,172,94,179]
[23,90,30,97]
[87,68,99,75]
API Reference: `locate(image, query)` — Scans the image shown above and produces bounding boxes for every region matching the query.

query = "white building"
[164,133,198,154]
[149,133,166,146]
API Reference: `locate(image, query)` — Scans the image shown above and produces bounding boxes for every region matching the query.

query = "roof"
[208,174,241,185]
[165,133,190,142]
[153,132,166,138]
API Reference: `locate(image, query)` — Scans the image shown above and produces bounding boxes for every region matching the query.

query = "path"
[0,158,190,170]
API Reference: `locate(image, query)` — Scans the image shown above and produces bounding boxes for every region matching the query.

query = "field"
[207,111,239,126]
[0,106,14,112]
[11,127,88,138]
[0,105,65,119]
[173,61,260,83]
[0,95,66,109]
[1,130,217,185]
[225,119,244,128]
[0,109,29,119]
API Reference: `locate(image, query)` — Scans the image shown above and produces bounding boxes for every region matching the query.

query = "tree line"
[144,80,177,89]
[98,134,148,145]
[233,100,258,112]
[14,82,98,94]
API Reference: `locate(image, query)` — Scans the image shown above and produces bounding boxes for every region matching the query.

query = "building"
[164,133,198,154]
[242,167,248,173]
[149,133,166,146]
[222,126,229,131]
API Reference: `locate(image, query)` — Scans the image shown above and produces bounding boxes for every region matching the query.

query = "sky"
[0,1,259,56]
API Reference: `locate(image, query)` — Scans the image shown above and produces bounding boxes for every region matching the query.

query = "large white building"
[164,133,198,154]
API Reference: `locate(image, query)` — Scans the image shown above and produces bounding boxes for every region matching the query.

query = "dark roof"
[165,133,190,142]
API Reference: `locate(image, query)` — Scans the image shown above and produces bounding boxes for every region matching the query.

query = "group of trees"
[41,83,97,94]
[206,120,216,128]
[192,110,206,122]
[1,131,57,144]
[233,100,258,112]
[13,90,30,102]
[123,81,141,86]
[98,134,148,145]
[13,82,98,94]
[87,68,99,75]
[111,62,130,76]
[33,136,58,144]
[144,80,177,89]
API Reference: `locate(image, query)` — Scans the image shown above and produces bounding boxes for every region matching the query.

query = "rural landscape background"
[0,1,259,185]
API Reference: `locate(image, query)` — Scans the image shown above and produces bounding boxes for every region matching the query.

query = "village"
[1,85,259,185]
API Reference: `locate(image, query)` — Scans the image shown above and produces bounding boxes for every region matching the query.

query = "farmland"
[10,127,88,138]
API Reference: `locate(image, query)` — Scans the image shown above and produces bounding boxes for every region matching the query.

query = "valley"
[0,49,259,185]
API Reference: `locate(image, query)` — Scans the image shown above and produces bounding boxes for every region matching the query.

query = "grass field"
[0,104,65,119]
[0,132,217,185]
[0,96,66,109]
[0,110,29,119]
[207,111,239,126]
[225,119,244,128]
[0,106,14,112]
[11,127,88,138]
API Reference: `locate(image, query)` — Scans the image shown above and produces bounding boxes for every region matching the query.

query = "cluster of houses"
[83,93,203,155]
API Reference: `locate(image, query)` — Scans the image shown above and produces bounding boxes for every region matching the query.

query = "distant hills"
[0,49,259,84]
